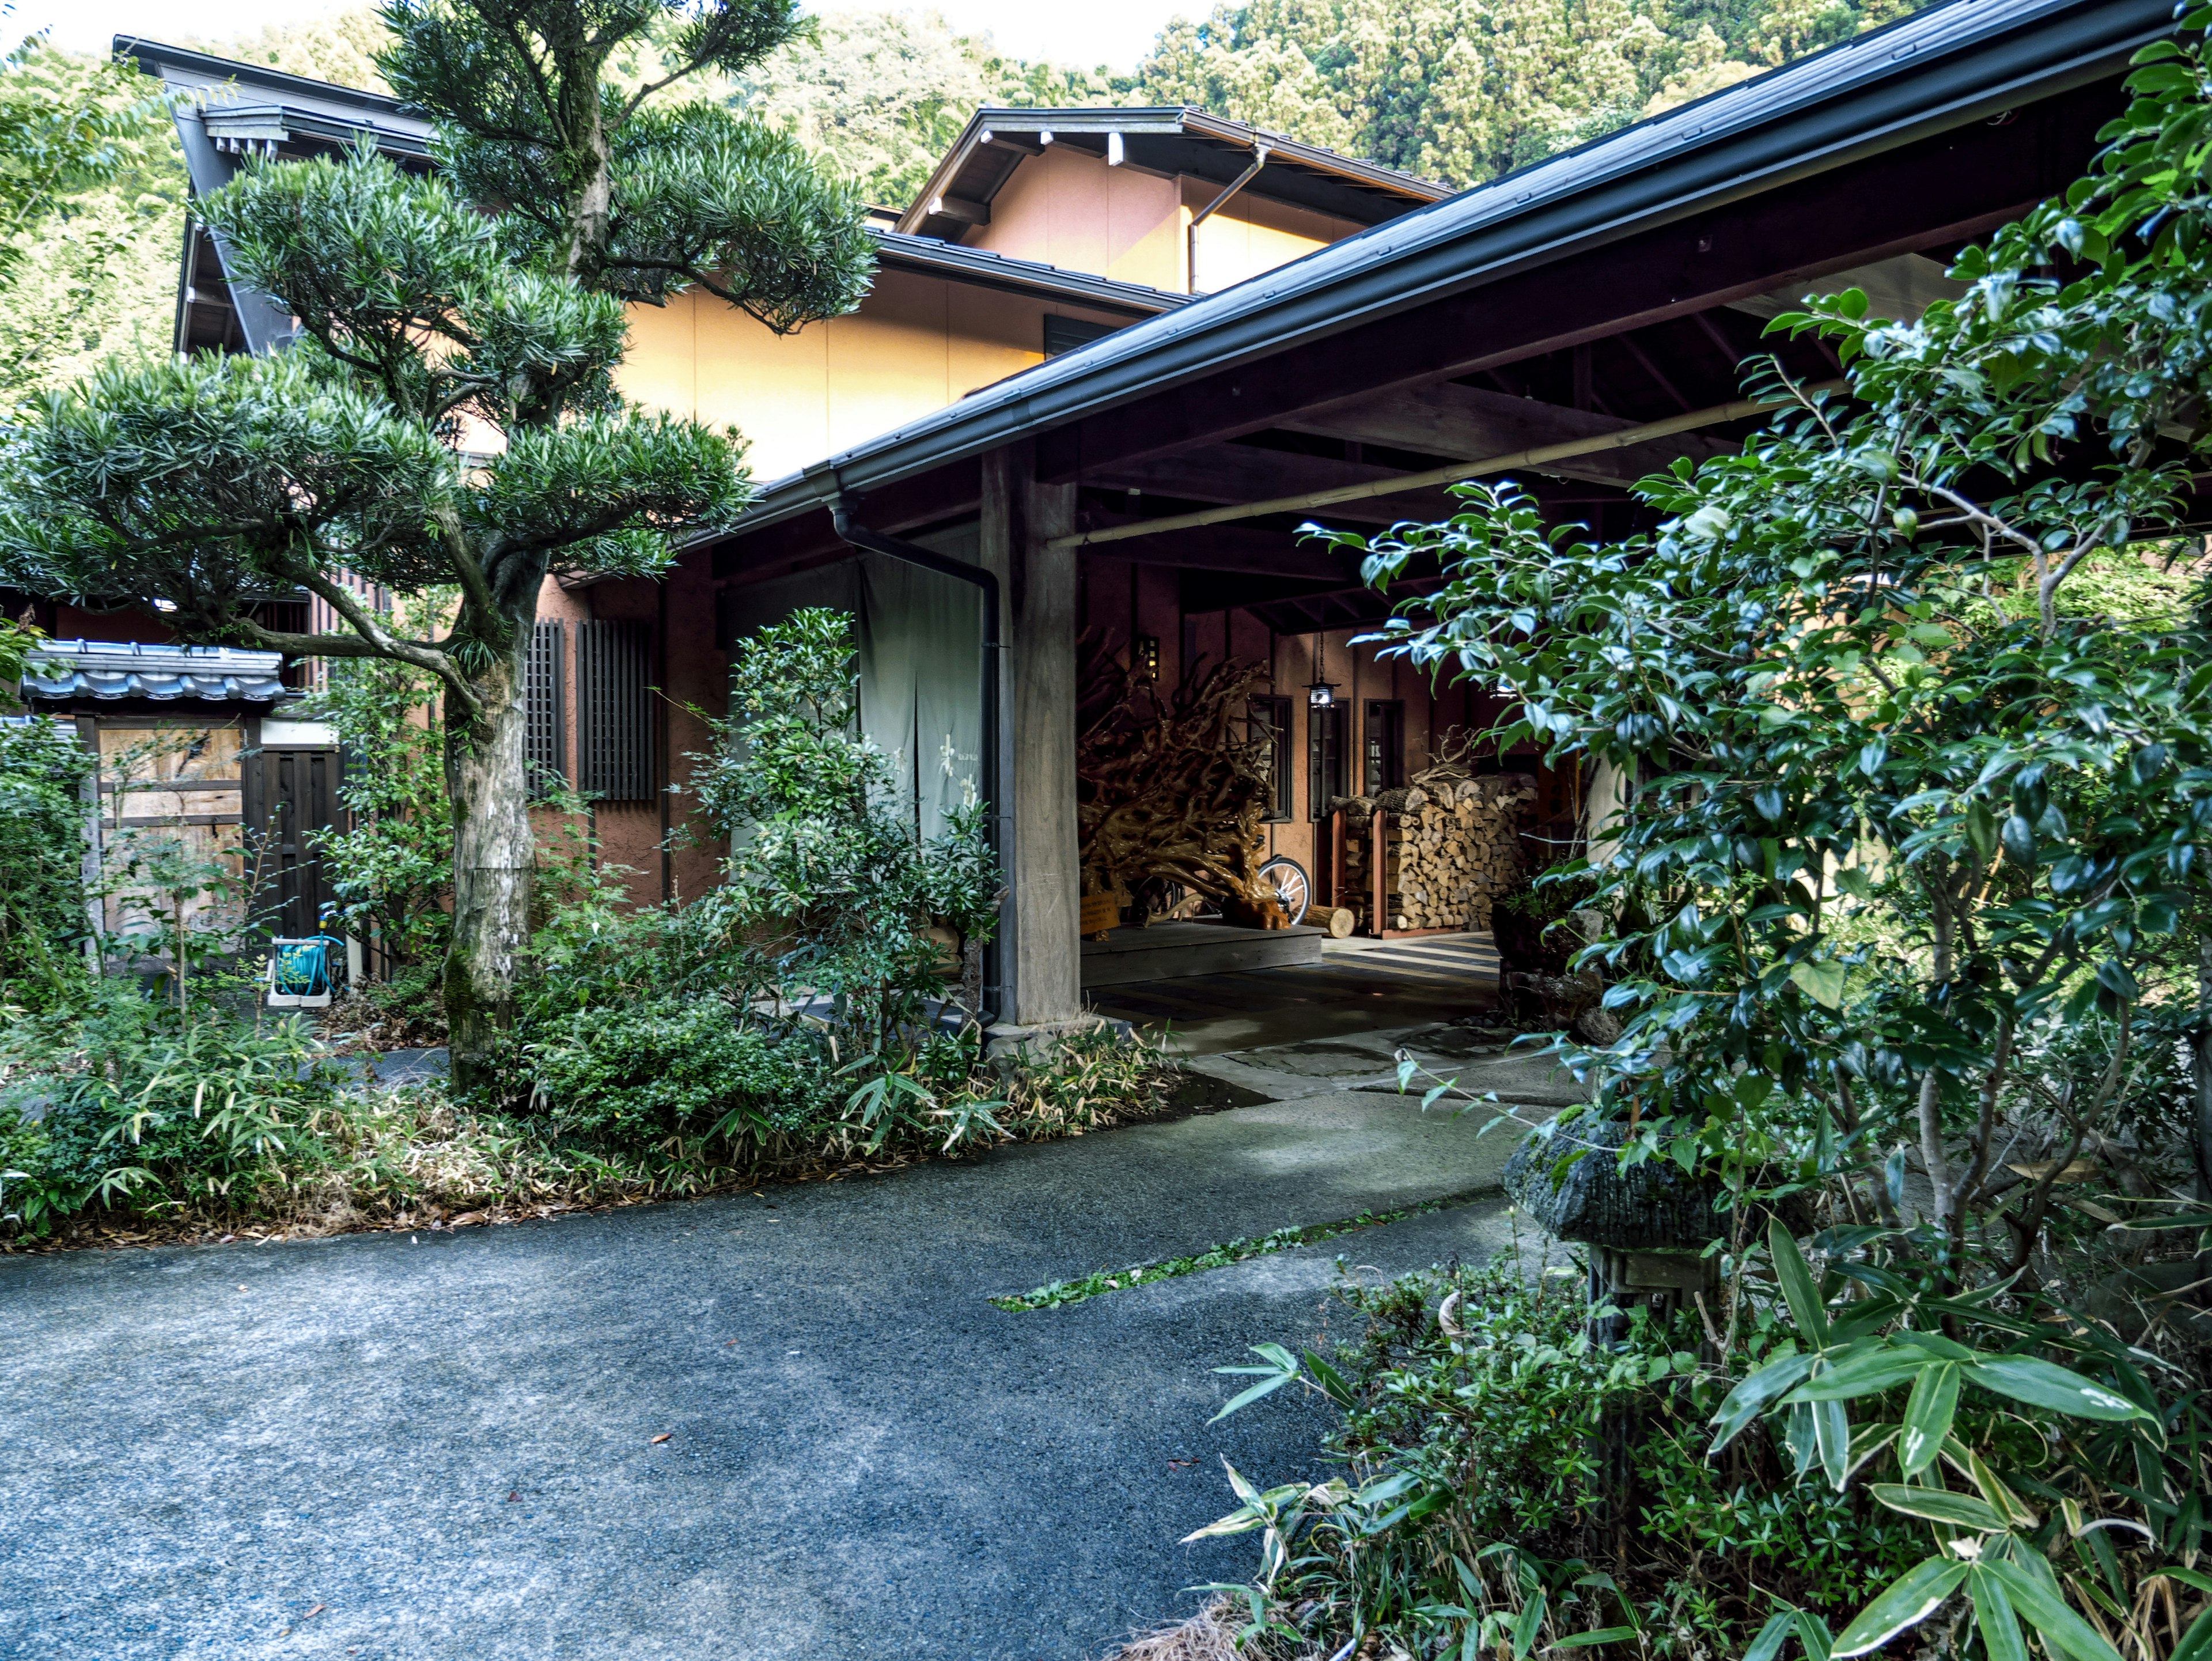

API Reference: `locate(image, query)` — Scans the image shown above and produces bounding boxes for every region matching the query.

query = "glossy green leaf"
[1899,1363,1960,1476]
[1548,1628,1639,1649]
[1831,1556,1969,1657]
[1769,1220,1830,1348]
[1790,958,1847,1008]
[1710,1350,1818,1449]
[1869,1484,2007,1531]
[1511,1588,1547,1659]
[1966,1356,2154,1422]
[1744,1611,1796,1661]
[1967,1566,2028,1661]
[1784,1348,1927,1403]
[1978,1557,2125,1661]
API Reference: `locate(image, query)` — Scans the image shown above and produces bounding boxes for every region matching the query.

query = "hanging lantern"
[1306,633,1337,708]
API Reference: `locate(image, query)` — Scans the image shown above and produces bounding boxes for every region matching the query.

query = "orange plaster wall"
[967,145,1185,290]
[1187,183,1351,296]
[616,271,1131,483]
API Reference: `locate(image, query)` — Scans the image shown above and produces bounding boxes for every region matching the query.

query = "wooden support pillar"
[981,443,1082,1028]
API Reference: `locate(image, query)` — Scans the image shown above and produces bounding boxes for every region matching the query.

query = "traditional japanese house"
[40,0,2177,1027]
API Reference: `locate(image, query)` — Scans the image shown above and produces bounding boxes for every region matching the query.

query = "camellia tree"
[0,0,874,1089]
[1295,16,2212,1656]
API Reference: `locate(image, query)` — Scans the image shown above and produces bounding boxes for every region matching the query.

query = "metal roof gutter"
[730,0,2171,537]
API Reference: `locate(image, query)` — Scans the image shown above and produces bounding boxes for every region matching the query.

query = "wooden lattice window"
[1308,702,1346,822]
[577,619,654,803]
[1251,695,1293,822]
[525,620,565,799]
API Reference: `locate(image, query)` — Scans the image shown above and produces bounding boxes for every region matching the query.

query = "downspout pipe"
[827,495,1005,1030]
[1185,143,1268,294]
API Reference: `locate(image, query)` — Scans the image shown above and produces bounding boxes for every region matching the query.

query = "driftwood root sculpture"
[1077,643,1287,929]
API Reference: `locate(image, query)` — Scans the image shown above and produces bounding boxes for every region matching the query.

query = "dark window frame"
[577,619,654,803]
[1308,701,1347,821]
[525,619,566,799]
[1363,699,1406,796]
[1251,694,1293,822]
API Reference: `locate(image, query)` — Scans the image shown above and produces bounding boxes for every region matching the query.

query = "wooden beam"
[1054,387,1823,550]
[1087,442,1465,525]
[1277,381,1727,484]
[1084,523,1363,581]
[1034,82,2109,482]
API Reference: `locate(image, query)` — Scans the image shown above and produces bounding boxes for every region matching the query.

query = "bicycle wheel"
[1257,856,1312,926]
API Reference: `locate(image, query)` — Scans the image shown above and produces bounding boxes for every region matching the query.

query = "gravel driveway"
[1,1047,1547,1660]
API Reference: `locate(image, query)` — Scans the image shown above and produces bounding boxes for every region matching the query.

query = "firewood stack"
[1336,774,1538,932]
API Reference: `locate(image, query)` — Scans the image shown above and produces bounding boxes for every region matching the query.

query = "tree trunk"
[442,649,532,1094]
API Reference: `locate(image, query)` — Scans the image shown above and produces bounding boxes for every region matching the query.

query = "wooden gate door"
[244,746,342,938]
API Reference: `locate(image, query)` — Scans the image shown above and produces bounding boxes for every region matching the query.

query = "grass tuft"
[990,1188,1492,1311]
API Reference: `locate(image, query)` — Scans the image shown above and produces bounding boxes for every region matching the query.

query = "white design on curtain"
[718,528,983,843]
[855,525,983,843]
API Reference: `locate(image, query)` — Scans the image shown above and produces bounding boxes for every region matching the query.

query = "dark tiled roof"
[870,229,1192,316]
[23,640,293,705]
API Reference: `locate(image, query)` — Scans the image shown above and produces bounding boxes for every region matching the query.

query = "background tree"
[0,0,874,1091]
[1132,0,1929,187]
[0,35,183,403]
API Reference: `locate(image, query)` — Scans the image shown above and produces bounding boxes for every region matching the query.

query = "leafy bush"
[1,980,344,1232]
[0,711,95,1005]
[514,607,1007,1155]
[525,995,836,1142]
[1198,1258,1930,1656]
[299,599,453,971]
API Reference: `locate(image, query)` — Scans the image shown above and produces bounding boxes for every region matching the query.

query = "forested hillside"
[0,41,185,404]
[180,0,1940,202]
[0,0,1933,403]
[1129,0,1929,186]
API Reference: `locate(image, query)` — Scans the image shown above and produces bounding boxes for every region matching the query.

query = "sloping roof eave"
[728,0,2169,539]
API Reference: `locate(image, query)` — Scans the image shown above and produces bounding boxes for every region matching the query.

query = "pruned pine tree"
[0,0,876,1091]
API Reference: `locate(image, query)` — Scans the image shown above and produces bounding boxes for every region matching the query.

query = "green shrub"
[524,994,835,1142]
[1201,1259,1930,1657]
[1,979,344,1232]
[0,713,96,1005]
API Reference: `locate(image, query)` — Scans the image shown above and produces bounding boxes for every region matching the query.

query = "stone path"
[0,1027,1580,1660]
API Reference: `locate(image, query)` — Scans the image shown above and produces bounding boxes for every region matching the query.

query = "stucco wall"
[966,145,1187,290]
[1185,183,1357,296]
[616,268,1131,483]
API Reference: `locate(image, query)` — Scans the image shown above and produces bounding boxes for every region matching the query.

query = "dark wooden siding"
[243,745,342,939]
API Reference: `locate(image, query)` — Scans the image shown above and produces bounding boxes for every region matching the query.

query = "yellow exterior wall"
[1187,182,1352,295]
[967,145,1186,290]
[615,269,1129,482]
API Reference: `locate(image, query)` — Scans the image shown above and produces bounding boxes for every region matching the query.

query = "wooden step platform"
[1078,920,1325,988]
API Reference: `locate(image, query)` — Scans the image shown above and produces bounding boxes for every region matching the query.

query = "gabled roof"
[733,0,2172,535]
[24,640,293,705]
[119,39,1192,345]
[118,38,433,158]
[899,107,1449,243]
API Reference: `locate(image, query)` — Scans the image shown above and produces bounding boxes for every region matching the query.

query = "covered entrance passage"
[700,0,2166,1041]
[1088,930,1503,1053]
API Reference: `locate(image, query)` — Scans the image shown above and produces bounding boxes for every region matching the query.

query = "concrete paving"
[0,1030,1567,1661]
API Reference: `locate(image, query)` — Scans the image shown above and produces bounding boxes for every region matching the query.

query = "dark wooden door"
[244,747,342,939]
